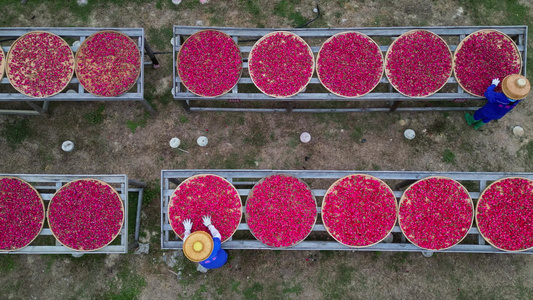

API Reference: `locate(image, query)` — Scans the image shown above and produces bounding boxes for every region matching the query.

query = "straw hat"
[502,74,531,100]
[183,231,214,262]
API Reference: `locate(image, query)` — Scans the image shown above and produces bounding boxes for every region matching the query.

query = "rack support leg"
[141,98,156,115]
[389,101,403,112]
[25,101,47,115]
[180,100,191,113]
[144,38,160,69]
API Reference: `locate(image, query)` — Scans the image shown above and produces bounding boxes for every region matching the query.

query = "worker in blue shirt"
[465,74,530,129]
[182,215,228,269]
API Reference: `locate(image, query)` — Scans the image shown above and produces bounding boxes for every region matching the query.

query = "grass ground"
[1,0,533,299]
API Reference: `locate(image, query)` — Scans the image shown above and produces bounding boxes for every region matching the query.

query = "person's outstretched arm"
[202,215,221,239]
[484,78,500,103]
[182,219,193,240]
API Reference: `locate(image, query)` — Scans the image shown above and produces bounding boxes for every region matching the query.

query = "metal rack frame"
[0,174,143,255]
[172,25,528,113]
[161,170,533,254]
[0,27,157,115]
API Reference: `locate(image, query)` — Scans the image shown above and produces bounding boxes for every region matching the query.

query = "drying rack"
[0,27,158,115]
[0,174,145,255]
[172,25,527,113]
[161,169,533,255]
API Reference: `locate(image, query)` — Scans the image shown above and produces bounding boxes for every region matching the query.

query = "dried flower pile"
[0,177,45,251]
[385,30,452,97]
[399,177,473,250]
[75,31,141,97]
[246,174,316,247]
[317,32,384,97]
[7,31,74,97]
[477,177,533,252]
[168,175,242,242]
[0,47,5,81]
[322,175,397,247]
[48,179,124,251]
[177,30,242,97]
[248,32,314,97]
[454,30,521,97]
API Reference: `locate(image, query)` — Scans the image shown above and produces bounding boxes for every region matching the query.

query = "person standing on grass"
[465,74,530,129]
[182,215,228,269]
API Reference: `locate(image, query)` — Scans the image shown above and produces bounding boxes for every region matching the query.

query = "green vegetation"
[192,284,208,300]
[274,0,307,27]
[282,283,303,295]
[102,265,146,300]
[1,118,31,148]
[442,148,456,164]
[0,256,16,273]
[231,280,242,292]
[147,26,173,51]
[243,122,267,147]
[319,264,356,299]
[83,104,105,125]
[179,260,201,285]
[179,115,189,124]
[242,282,263,300]
[388,252,410,272]
[126,112,150,133]
[351,127,363,141]
[240,0,261,17]
[524,140,533,165]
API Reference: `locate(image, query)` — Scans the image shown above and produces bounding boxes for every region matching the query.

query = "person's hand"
[492,78,501,86]
[182,219,192,231]
[202,215,212,227]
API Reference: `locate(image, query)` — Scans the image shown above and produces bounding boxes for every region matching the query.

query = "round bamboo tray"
[245,174,317,248]
[168,174,242,243]
[398,176,474,251]
[176,30,243,98]
[75,30,141,97]
[453,29,522,97]
[248,31,315,98]
[385,30,453,98]
[0,176,45,252]
[316,32,384,98]
[0,46,5,82]
[6,31,74,98]
[476,177,533,252]
[47,179,124,252]
[321,174,397,248]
